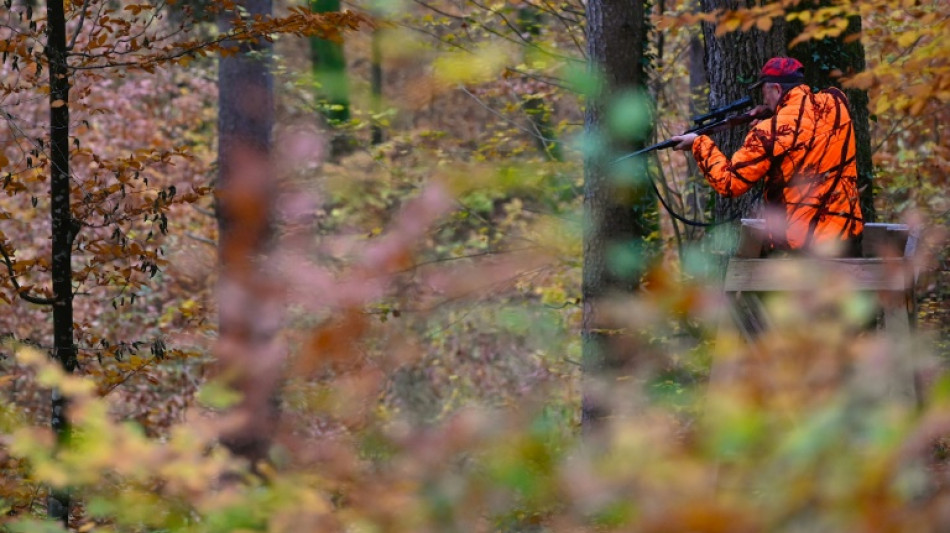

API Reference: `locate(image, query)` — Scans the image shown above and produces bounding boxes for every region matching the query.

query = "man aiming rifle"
[672,57,865,257]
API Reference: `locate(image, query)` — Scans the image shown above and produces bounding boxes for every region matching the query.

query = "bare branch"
[67,0,92,51]
[458,85,560,147]
[185,232,216,247]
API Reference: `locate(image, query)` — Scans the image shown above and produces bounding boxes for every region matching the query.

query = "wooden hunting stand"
[717,219,922,402]
[725,219,919,334]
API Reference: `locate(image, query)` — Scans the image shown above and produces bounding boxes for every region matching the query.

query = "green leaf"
[607,89,653,141]
[196,380,242,409]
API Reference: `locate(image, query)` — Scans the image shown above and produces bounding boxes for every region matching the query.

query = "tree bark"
[688,30,708,118]
[582,0,654,426]
[699,0,786,252]
[788,13,875,222]
[216,0,281,469]
[46,0,77,524]
[685,27,709,241]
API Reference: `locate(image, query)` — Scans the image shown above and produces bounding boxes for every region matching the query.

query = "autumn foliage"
[0,0,948,531]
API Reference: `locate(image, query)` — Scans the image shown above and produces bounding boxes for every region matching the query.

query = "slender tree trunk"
[582,0,654,426]
[370,28,383,145]
[788,13,875,222]
[216,0,281,468]
[310,0,350,124]
[46,0,77,524]
[688,30,707,118]
[685,27,709,241]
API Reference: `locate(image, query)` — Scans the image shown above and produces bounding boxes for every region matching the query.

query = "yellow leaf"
[756,16,773,32]
[433,42,514,85]
[51,99,66,108]
[844,72,875,91]
[716,16,742,36]
[875,97,891,115]
[897,31,918,49]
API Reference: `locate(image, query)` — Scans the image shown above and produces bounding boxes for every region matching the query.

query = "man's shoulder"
[816,86,850,106]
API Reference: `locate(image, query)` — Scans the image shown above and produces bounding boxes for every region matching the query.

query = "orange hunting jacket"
[692,85,864,251]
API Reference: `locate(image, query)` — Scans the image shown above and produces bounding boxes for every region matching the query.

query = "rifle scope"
[690,97,753,127]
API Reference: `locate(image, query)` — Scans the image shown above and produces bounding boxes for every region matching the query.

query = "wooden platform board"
[724,257,914,292]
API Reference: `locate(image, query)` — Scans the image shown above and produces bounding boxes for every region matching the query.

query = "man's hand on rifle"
[748,104,772,127]
[671,103,772,151]
[671,133,698,151]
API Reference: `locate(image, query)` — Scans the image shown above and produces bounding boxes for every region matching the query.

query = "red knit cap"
[750,57,805,88]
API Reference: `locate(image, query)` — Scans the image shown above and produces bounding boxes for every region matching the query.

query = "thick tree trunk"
[699,0,786,252]
[46,0,77,525]
[582,0,654,425]
[216,0,281,468]
[788,14,875,222]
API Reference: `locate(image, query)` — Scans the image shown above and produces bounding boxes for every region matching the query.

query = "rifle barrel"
[610,107,772,164]
[690,96,753,125]
[611,139,676,164]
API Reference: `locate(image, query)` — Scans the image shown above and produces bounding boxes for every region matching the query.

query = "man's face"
[763,83,782,111]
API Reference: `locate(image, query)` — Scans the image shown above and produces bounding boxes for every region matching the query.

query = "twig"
[458,85,558,146]
[99,357,155,396]
[0,242,58,305]
[66,0,92,51]
[191,205,216,218]
[185,232,216,247]
[397,246,539,273]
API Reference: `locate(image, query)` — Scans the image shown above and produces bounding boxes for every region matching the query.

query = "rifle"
[610,96,772,227]
[613,96,771,164]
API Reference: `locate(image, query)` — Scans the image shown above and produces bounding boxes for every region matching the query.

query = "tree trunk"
[699,0,786,221]
[699,0,786,251]
[216,0,281,469]
[582,0,655,426]
[688,30,707,118]
[788,13,875,222]
[46,0,77,524]
[370,28,383,145]
[685,28,709,241]
[310,0,350,124]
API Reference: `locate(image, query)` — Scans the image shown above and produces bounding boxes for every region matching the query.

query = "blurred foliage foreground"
[0,0,949,529]
[2,225,950,532]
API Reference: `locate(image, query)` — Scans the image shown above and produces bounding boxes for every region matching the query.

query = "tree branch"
[0,242,58,305]
[67,0,92,51]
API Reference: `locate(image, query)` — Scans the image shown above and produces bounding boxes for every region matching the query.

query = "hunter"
[672,57,864,256]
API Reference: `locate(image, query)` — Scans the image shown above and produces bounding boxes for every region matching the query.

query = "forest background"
[0,0,948,531]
